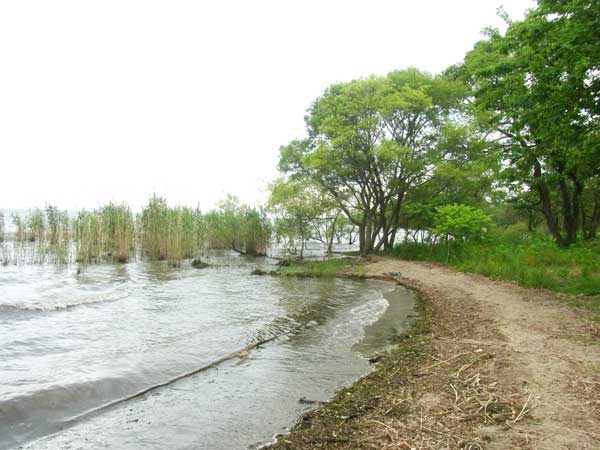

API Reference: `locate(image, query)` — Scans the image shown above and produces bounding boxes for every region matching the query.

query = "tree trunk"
[532,159,567,246]
[326,215,338,254]
[584,178,600,240]
[358,224,366,256]
[558,174,581,245]
[388,226,398,248]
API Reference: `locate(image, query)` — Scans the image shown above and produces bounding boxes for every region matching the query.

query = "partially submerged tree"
[203,195,271,256]
[268,179,338,257]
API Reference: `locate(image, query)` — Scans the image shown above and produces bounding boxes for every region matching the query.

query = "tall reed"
[0,211,4,242]
[12,214,26,242]
[43,205,72,265]
[2,194,272,267]
[101,203,135,262]
[74,203,134,263]
[74,210,103,263]
[138,196,203,265]
[27,209,46,243]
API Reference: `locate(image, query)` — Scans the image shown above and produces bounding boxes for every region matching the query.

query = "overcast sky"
[0,0,535,211]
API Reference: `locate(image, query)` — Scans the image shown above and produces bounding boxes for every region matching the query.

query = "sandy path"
[366,258,600,450]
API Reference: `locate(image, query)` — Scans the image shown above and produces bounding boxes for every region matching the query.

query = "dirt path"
[365,258,600,450]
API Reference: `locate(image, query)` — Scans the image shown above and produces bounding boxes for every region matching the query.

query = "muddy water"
[0,253,414,450]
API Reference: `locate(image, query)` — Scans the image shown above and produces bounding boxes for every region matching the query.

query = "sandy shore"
[270,257,600,450]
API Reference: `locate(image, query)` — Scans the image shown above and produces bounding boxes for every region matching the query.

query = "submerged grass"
[2,207,72,265]
[277,258,366,278]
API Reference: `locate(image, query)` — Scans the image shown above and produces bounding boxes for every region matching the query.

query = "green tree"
[460,0,600,245]
[269,179,337,258]
[203,195,270,256]
[432,204,493,261]
[279,68,465,255]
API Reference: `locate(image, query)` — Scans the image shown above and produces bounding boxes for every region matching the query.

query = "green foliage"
[240,207,271,256]
[74,210,103,263]
[203,195,270,256]
[432,204,492,241]
[459,0,600,245]
[45,206,71,265]
[0,208,71,264]
[279,68,468,254]
[2,194,271,266]
[269,179,337,257]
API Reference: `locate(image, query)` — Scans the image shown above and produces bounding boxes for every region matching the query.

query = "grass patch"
[387,229,600,319]
[563,295,600,322]
[277,258,366,278]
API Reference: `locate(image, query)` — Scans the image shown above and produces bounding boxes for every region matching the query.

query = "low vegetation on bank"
[389,229,600,295]
[388,228,600,320]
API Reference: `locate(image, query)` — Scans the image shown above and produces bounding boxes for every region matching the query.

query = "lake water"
[0,253,414,450]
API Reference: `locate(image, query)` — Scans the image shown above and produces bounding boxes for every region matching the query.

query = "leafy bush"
[432,204,492,261]
[432,204,492,241]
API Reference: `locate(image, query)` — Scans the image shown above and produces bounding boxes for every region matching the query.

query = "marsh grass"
[202,201,271,256]
[75,210,103,263]
[27,209,46,243]
[75,203,134,263]
[12,214,26,242]
[45,206,71,265]
[0,208,73,265]
[0,211,5,243]
[2,195,269,267]
[240,208,271,256]
[138,196,203,266]
[102,203,135,262]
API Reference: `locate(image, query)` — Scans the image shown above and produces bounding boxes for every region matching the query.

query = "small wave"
[332,296,389,342]
[0,332,290,450]
[0,376,138,450]
[0,292,129,312]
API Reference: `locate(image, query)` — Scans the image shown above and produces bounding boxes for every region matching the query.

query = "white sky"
[0,0,535,211]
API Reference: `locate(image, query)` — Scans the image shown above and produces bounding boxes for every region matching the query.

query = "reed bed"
[12,214,26,242]
[138,196,203,266]
[1,207,73,265]
[202,197,271,256]
[1,195,271,266]
[75,203,134,264]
